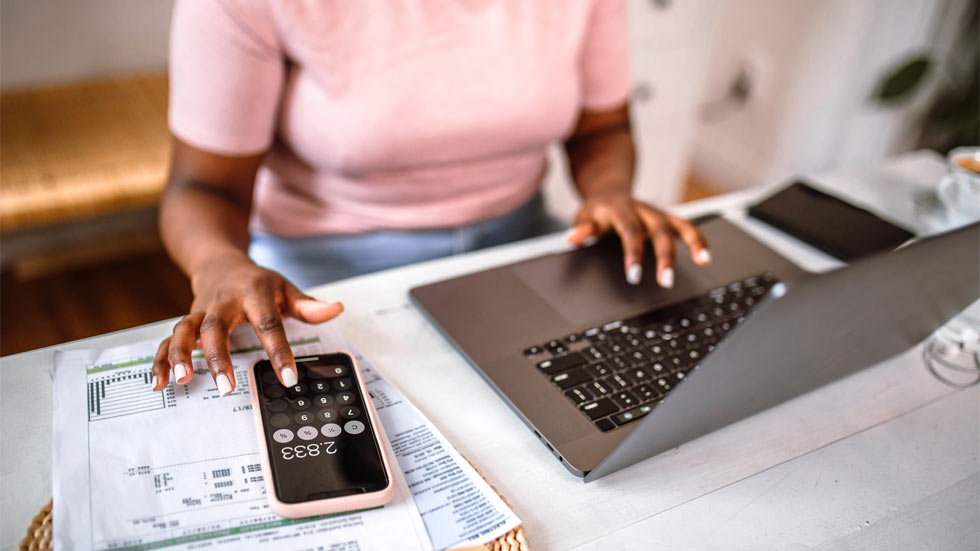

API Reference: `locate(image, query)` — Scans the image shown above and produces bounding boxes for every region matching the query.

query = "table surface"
[2,150,978,550]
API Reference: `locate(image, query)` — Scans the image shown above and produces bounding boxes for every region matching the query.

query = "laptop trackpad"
[511,217,804,327]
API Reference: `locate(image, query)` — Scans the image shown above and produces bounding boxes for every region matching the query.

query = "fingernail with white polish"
[281,367,298,387]
[626,263,643,285]
[216,373,233,396]
[174,362,188,383]
[583,235,599,247]
[659,268,675,289]
[151,375,158,389]
[696,249,712,264]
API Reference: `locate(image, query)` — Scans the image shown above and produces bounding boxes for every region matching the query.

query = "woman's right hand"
[150,254,344,395]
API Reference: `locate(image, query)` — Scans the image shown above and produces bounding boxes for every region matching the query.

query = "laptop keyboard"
[521,273,779,432]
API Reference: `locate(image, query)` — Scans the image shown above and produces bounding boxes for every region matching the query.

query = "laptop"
[410,217,980,481]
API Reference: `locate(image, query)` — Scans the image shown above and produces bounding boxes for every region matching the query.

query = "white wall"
[691,0,962,192]
[0,0,174,89]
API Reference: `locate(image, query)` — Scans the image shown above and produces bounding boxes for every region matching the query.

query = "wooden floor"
[0,247,193,356]
[0,178,721,356]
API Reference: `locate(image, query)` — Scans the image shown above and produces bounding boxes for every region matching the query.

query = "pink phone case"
[247,353,396,518]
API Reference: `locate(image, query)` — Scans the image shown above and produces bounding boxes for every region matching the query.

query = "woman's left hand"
[565,191,711,287]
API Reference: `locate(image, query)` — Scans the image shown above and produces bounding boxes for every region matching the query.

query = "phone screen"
[253,354,389,504]
[748,181,915,261]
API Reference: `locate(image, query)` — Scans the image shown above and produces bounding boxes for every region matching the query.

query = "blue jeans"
[249,194,564,288]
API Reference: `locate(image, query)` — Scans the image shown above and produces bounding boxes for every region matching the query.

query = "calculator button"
[269,413,291,428]
[329,365,348,377]
[333,378,353,391]
[320,423,342,438]
[340,405,360,419]
[313,394,335,407]
[296,426,318,441]
[263,385,285,399]
[291,397,311,410]
[293,411,315,425]
[267,399,288,413]
[272,429,294,443]
[311,381,330,393]
[337,392,356,405]
[287,383,308,397]
[344,420,365,435]
[316,409,337,422]
[262,371,280,385]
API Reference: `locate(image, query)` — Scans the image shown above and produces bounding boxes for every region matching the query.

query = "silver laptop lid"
[586,223,980,481]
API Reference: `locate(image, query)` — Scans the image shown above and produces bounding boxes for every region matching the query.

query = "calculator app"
[254,355,388,504]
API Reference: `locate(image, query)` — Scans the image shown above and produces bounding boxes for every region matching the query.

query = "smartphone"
[747,181,915,261]
[247,353,395,518]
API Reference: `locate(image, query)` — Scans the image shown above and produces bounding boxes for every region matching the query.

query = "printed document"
[52,320,520,550]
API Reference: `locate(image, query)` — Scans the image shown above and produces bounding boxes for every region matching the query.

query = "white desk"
[2,151,977,550]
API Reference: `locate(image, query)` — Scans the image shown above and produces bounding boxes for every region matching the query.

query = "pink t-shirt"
[169,0,631,235]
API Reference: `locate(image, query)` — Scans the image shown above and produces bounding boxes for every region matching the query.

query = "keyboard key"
[563,333,583,344]
[523,345,544,356]
[565,386,593,405]
[649,362,667,374]
[337,392,356,405]
[581,398,618,420]
[588,380,612,396]
[655,377,673,392]
[602,320,623,331]
[586,362,613,378]
[552,367,592,389]
[594,418,616,432]
[613,404,655,426]
[291,397,312,410]
[584,346,605,361]
[606,373,631,390]
[537,352,586,375]
[625,367,652,384]
[634,384,661,401]
[611,390,639,409]
[546,340,567,354]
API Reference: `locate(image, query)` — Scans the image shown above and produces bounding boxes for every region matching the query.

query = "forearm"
[564,106,636,200]
[159,183,253,289]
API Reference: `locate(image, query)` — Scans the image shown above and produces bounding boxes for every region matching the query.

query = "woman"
[151,0,710,396]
